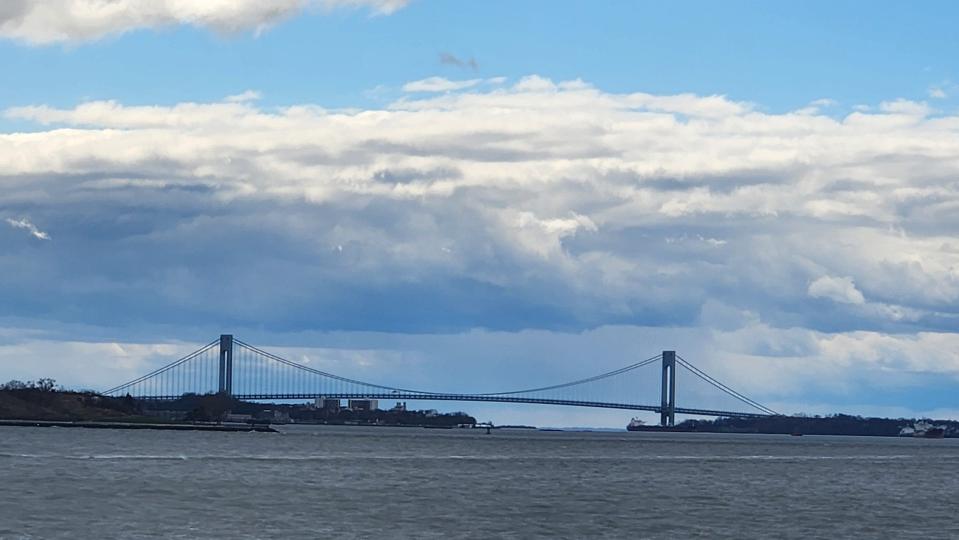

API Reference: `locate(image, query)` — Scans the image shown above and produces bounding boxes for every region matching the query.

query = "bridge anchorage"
[104,335,779,426]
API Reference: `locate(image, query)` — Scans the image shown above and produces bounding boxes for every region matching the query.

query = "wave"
[0,452,949,462]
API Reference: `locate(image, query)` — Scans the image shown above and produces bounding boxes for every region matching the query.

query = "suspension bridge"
[103,335,779,426]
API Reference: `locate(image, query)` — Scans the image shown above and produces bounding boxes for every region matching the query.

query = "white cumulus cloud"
[225,90,262,103]
[402,77,483,93]
[0,0,409,45]
[878,99,932,117]
[808,276,865,305]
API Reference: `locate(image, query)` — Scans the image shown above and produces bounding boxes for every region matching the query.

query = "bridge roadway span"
[139,392,769,419]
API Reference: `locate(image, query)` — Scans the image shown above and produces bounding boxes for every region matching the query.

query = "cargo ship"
[625,418,697,432]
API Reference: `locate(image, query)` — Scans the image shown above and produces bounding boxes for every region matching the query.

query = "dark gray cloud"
[440,52,478,70]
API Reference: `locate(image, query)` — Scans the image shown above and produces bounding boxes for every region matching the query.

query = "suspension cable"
[234,339,437,395]
[103,336,679,405]
[677,357,777,415]
[676,355,779,415]
[102,340,219,395]
[235,339,662,398]
[478,354,663,396]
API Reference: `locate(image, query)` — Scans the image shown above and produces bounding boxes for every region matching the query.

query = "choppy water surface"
[1,425,957,539]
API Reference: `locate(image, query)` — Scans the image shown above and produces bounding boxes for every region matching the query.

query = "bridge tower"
[218,334,234,395]
[660,350,676,426]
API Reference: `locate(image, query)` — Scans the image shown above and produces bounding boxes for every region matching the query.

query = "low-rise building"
[348,399,378,411]
[315,397,342,412]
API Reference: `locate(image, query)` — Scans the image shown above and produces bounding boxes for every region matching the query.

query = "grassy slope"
[0,390,137,421]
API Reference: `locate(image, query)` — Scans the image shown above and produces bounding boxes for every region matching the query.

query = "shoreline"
[625,425,954,438]
[0,419,277,433]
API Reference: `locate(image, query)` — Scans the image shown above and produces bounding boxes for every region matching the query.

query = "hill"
[0,380,140,421]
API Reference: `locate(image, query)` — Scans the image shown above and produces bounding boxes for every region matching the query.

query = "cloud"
[5,218,50,240]
[928,86,947,99]
[439,52,478,70]
[808,276,865,305]
[0,0,409,45]
[793,97,837,115]
[878,99,931,116]
[0,337,192,390]
[3,75,959,344]
[402,77,482,93]
[810,98,837,107]
[225,90,262,103]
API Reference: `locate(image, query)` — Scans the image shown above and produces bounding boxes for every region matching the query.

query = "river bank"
[0,419,277,432]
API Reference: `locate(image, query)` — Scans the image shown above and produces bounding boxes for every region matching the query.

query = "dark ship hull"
[918,427,946,439]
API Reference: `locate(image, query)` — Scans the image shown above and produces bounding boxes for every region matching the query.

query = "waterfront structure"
[315,397,342,412]
[103,335,778,426]
[348,399,378,411]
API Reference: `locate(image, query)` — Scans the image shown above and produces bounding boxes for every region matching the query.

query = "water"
[1,425,957,539]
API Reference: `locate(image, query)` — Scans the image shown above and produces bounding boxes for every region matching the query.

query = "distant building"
[315,397,341,412]
[348,399,378,411]
[391,401,407,412]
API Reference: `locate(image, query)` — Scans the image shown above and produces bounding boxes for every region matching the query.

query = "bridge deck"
[137,392,770,418]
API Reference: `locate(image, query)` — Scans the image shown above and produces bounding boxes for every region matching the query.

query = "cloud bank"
[3,76,959,415]
[0,0,409,44]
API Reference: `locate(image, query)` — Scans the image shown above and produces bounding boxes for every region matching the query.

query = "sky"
[2,1,959,427]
